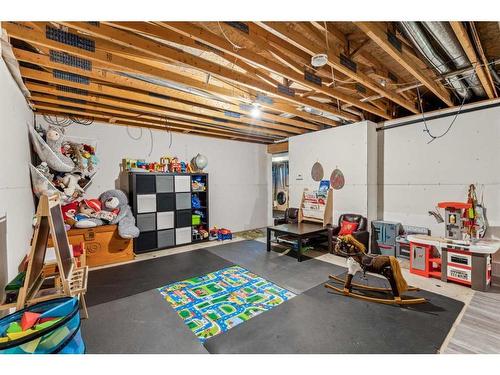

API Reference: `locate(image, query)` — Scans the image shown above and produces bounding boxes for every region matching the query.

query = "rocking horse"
[325,235,426,305]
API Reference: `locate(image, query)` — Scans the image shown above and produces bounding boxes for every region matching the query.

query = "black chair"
[327,213,370,254]
[284,207,299,224]
[273,207,298,225]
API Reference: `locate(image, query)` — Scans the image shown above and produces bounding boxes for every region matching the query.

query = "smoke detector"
[311,53,328,68]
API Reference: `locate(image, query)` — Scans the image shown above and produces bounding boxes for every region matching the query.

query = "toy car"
[217,228,232,241]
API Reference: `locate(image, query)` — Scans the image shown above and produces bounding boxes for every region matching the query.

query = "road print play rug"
[158,266,295,342]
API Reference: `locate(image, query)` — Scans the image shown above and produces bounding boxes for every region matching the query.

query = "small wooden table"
[267,223,328,262]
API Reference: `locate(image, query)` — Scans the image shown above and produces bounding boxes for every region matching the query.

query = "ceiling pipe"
[489,65,500,85]
[399,22,470,100]
[343,58,500,108]
[422,22,485,97]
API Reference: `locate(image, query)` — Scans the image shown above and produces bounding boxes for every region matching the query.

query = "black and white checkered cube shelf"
[129,172,209,254]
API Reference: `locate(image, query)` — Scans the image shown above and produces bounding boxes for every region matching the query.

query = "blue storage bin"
[0,297,85,354]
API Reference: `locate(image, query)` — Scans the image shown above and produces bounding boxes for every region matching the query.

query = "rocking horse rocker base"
[326,235,426,306]
[325,275,426,305]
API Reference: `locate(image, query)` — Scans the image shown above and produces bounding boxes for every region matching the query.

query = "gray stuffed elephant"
[99,189,140,239]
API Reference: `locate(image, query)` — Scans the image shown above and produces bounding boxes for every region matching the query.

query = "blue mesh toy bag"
[0,297,85,354]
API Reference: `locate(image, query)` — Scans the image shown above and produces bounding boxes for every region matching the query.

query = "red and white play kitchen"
[408,201,499,291]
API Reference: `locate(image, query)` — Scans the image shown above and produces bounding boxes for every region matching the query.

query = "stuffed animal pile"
[29,125,139,239]
[61,189,139,239]
[30,125,98,203]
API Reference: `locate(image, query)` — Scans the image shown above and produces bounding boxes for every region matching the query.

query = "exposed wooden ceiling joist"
[31,94,281,143]
[54,22,357,122]
[36,106,272,144]
[310,22,416,102]
[5,20,496,144]
[3,22,345,135]
[354,22,454,107]
[256,22,419,114]
[12,47,337,129]
[25,79,291,139]
[15,51,318,132]
[149,22,390,119]
[21,67,300,135]
[450,21,497,99]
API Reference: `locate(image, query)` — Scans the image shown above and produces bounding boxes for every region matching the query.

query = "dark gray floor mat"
[208,240,344,294]
[82,289,208,354]
[82,241,463,354]
[86,250,234,307]
[203,272,464,354]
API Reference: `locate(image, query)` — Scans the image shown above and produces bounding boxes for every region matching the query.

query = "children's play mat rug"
[158,266,295,342]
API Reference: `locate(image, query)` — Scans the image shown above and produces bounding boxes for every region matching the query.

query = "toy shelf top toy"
[298,188,333,227]
[437,202,472,209]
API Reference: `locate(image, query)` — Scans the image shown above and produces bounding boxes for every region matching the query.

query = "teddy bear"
[99,189,139,239]
[44,125,76,172]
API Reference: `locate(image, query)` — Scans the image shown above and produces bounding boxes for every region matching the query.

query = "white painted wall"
[36,117,269,233]
[380,102,500,238]
[288,121,378,224]
[0,57,35,288]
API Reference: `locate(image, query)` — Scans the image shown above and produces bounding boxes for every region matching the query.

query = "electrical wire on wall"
[125,114,154,157]
[69,116,94,126]
[164,117,173,149]
[124,113,175,156]
[42,114,73,127]
[42,114,94,127]
[417,85,467,144]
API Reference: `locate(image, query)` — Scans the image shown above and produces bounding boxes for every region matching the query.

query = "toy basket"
[0,297,85,354]
[29,163,61,199]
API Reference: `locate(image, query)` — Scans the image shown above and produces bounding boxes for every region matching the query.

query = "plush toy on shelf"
[35,162,54,181]
[58,173,85,198]
[29,124,99,205]
[44,126,76,172]
[28,125,75,173]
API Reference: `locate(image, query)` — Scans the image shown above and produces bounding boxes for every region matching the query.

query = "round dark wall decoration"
[330,168,345,190]
[311,162,324,181]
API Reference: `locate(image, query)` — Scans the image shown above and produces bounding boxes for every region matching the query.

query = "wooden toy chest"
[50,225,133,267]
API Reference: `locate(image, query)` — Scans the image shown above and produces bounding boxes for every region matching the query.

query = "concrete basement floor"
[89,231,497,354]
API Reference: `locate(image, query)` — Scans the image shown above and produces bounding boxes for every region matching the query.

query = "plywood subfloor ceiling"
[3,21,499,143]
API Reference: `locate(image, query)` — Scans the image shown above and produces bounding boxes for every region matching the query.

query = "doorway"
[272,153,289,223]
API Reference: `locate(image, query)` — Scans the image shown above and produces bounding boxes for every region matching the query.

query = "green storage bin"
[192,215,201,225]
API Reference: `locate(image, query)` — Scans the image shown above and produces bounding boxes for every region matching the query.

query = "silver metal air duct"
[399,22,470,99]
[489,65,500,85]
[422,22,486,97]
